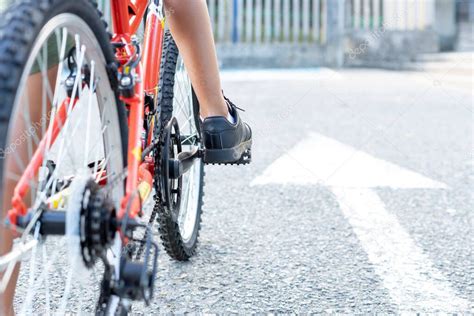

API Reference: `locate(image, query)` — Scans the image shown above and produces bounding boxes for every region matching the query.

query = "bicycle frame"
[111,0,165,220]
[7,0,165,227]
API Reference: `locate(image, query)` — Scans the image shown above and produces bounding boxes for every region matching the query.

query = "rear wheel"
[154,31,205,261]
[0,0,127,314]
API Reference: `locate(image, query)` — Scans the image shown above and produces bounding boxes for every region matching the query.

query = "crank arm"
[169,147,202,179]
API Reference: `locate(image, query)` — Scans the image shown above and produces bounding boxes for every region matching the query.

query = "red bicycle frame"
[111,0,165,219]
[8,0,165,226]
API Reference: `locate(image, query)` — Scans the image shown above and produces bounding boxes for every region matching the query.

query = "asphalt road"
[132,64,473,313]
[12,61,473,314]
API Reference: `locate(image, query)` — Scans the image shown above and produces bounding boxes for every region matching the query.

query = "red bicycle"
[0,0,207,313]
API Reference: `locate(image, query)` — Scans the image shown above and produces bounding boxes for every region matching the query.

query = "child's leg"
[164,0,252,164]
[163,0,228,118]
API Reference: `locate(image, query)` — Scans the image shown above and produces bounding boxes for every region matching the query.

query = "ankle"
[200,96,228,119]
[200,109,235,124]
[201,109,228,118]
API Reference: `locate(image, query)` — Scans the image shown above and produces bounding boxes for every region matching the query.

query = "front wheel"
[154,31,205,261]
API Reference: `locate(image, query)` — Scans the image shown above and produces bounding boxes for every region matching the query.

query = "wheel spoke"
[3,13,125,314]
[42,245,51,314]
[22,240,64,313]
[52,28,69,108]
[179,115,195,132]
[83,60,96,167]
[181,133,199,146]
[49,43,85,195]
[21,89,40,150]
[168,56,202,243]
[20,225,41,315]
[92,125,108,176]
[58,261,76,315]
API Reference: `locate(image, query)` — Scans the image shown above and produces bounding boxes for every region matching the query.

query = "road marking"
[221,68,343,82]
[251,133,447,189]
[252,133,469,312]
[332,187,468,312]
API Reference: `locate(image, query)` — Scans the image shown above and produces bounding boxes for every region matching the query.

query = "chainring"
[158,117,183,216]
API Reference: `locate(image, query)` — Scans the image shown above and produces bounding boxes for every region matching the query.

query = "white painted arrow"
[251,133,447,189]
[252,133,469,312]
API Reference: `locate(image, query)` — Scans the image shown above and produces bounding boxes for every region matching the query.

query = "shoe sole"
[204,139,252,165]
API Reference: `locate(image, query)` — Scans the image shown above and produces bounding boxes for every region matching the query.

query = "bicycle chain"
[134,114,168,260]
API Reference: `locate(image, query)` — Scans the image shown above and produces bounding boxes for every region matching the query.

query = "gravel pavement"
[136,67,473,313]
[12,66,473,314]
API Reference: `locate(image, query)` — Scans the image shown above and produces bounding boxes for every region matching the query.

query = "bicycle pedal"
[206,148,252,166]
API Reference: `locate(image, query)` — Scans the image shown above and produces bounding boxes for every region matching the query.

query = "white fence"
[92,0,438,45]
[347,0,436,31]
[208,0,331,44]
[209,0,437,45]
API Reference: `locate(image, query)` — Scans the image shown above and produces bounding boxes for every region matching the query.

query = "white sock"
[226,111,235,124]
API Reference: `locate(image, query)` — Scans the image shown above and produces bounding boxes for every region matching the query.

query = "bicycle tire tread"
[153,30,205,261]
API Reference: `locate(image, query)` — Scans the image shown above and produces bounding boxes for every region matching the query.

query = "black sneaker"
[201,97,252,165]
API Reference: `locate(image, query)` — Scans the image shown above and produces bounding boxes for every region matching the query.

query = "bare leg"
[164,0,228,118]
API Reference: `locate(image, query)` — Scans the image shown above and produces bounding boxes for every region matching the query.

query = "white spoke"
[91,100,111,180]
[62,108,88,172]
[171,57,202,242]
[40,28,68,181]
[75,35,83,97]
[41,44,49,137]
[22,239,65,313]
[95,150,112,183]
[181,133,199,145]
[92,123,108,177]
[21,89,39,150]
[77,279,86,315]
[11,144,26,171]
[54,29,62,57]
[83,61,96,167]
[49,44,85,195]
[42,245,51,315]
[179,115,195,131]
[4,15,125,313]
[8,145,40,206]
[20,225,41,315]
[58,261,76,315]
[5,171,21,182]
[52,28,68,107]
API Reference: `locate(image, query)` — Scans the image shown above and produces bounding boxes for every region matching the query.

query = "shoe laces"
[223,95,245,112]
